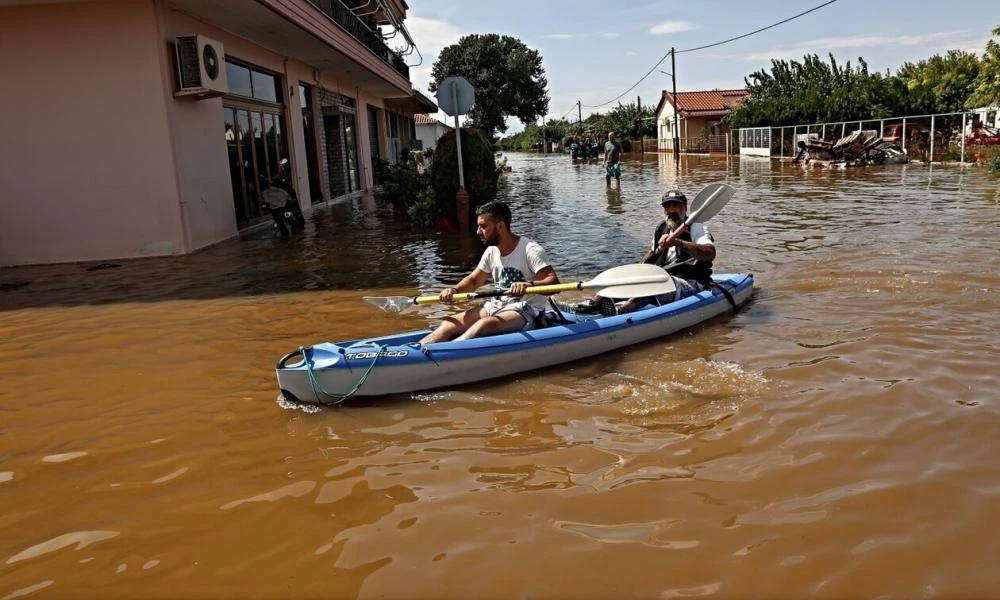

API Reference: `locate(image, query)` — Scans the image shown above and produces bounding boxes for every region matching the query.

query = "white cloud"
[745,30,982,61]
[406,16,463,56]
[598,32,619,38]
[410,65,435,95]
[648,21,698,35]
[544,33,577,39]
[404,16,464,118]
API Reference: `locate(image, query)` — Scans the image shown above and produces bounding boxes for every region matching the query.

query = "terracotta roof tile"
[656,88,749,117]
[414,114,453,128]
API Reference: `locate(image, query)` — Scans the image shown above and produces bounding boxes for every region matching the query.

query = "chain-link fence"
[737,110,1000,163]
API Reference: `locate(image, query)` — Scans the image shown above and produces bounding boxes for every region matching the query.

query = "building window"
[225,59,281,103]
[251,71,278,103]
[299,84,312,110]
[226,62,252,98]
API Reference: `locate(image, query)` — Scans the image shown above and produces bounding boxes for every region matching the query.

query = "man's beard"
[665,215,683,231]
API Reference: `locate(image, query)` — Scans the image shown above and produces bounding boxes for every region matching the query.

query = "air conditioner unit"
[174,35,228,98]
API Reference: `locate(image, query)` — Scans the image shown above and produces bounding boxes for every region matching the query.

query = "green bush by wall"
[421,128,499,228]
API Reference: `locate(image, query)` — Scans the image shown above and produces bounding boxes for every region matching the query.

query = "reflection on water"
[1,153,999,598]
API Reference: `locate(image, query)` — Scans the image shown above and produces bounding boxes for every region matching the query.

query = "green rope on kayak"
[299,345,385,405]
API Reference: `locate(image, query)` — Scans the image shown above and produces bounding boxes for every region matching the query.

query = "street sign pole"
[437,76,475,230]
[452,81,465,189]
[452,80,468,229]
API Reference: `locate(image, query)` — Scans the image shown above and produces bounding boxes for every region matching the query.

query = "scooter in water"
[260,175,305,236]
[272,198,305,236]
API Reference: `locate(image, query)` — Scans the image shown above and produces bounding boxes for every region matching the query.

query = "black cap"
[660,190,687,205]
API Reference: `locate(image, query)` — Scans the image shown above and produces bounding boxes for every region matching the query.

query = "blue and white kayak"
[276,273,753,402]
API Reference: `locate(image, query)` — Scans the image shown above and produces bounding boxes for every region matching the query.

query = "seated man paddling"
[420,201,560,343]
[578,188,716,315]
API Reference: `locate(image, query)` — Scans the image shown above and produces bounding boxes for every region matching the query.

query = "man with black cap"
[575,188,716,315]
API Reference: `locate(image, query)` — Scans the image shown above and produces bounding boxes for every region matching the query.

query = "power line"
[581,54,671,109]
[677,0,839,54]
[578,0,839,109]
[555,103,577,120]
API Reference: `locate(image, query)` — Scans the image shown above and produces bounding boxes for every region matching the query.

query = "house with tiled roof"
[414,114,453,152]
[654,88,748,154]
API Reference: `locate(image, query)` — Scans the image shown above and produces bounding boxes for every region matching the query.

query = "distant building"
[414,114,453,153]
[0,0,436,266]
[655,89,749,154]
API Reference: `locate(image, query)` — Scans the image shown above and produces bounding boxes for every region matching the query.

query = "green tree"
[495,118,575,151]
[542,118,571,145]
[496,123,541,151]
[968,26,1000,108]
[603,102,656,140]
[727,53,906,128]
[898,50,980,114]
[430,34,550,139]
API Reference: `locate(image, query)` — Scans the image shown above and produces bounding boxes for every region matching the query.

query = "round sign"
[436,76,475,117]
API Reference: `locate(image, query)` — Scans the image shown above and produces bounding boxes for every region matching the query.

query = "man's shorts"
[605,162,621,177]
[482,299,541,331]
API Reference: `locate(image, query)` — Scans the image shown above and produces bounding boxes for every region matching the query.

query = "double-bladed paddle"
[364,263,676,313]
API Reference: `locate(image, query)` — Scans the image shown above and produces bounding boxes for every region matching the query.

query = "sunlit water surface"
[2,153,999,598]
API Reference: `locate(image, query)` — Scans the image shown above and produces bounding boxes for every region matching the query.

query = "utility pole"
[671,47,680,164]
[637,95,643,154]
[541,117,547,153]
[577,100,583,136]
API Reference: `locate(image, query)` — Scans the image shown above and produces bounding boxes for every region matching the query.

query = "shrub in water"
[375,156,427,209]
[986,147,1000,174]
[424,128,499,228]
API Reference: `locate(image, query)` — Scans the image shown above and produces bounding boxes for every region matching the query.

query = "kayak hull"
[276,273,753,401]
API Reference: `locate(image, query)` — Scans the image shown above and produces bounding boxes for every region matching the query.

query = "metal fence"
[738,109,1000,163]
[657,134,731,154]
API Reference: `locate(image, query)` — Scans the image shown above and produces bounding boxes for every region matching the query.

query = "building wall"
[156,6,246,253]
[0,0,184,266]
[683,118,708,140]
[415,122,450,151]
[656,109,731,152]
[158,8,395,210]
[0,0,419,266]
[657,101,678,152]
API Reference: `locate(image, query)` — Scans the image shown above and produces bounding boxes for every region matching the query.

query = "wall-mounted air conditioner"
[174,35,228,98]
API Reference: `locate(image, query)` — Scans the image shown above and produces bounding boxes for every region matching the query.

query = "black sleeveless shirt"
[644,221,713,285]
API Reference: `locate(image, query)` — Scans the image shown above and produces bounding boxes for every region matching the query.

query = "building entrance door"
[317,89,360,200]
[223,104,289,229]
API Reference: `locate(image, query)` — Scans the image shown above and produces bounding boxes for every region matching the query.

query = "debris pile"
[792,130,908,166]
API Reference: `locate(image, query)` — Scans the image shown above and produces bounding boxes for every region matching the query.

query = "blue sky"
[403,0,998,133]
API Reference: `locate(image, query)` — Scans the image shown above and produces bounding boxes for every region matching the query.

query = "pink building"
[0,0,435,266]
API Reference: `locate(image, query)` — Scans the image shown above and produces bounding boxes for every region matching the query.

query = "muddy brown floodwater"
[2,153,999,598]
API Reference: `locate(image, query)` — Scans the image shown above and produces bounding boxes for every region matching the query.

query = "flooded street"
[2,152,999,598]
